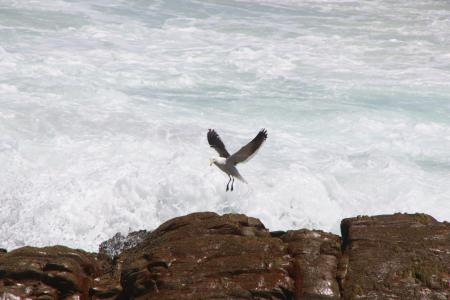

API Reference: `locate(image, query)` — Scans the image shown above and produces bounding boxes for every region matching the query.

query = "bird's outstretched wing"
[207,129,230,158]
[229,129,267,165]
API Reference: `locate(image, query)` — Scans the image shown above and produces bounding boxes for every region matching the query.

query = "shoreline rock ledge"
[0,212,449,299]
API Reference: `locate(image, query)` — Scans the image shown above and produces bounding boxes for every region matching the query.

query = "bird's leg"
[226,175,231,191]
[231,177,235,191]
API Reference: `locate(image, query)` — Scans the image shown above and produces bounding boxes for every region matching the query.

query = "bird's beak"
[209,159,213,166]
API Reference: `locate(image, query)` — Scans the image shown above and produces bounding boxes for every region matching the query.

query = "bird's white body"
[211,157,247,183]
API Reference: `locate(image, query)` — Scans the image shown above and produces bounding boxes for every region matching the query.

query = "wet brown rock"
[281,229,341,299]
[340,213,450,300]
[1,212,449,300]
[90,254,123,299]
[119,212,295,299]
[0,245,100,299]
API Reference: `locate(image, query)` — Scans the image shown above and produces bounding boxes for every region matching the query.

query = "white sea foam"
[0,0,449,251]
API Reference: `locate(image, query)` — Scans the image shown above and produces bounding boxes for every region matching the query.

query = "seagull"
[207,128,268,191]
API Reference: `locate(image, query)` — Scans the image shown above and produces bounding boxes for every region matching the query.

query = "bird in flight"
[207,128,268,191]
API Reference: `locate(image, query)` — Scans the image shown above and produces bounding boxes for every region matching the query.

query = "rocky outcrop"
[0,212,449,300]
[0,246,99,299]
[119,212,295,299]
[340,213,450,300]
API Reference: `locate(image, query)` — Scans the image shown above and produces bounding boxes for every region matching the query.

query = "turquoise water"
[0,0,449,250]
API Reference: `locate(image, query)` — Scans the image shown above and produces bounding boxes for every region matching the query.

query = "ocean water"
[1,0,449,251]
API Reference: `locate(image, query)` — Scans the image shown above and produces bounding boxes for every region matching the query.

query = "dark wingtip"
[260,128,268,139]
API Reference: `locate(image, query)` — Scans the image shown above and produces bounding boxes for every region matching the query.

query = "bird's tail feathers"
[235,173,248,184]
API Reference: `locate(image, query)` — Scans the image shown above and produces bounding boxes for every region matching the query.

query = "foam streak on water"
[1,0,449,250]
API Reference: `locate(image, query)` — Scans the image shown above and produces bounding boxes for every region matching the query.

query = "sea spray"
[0,0,449,251]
